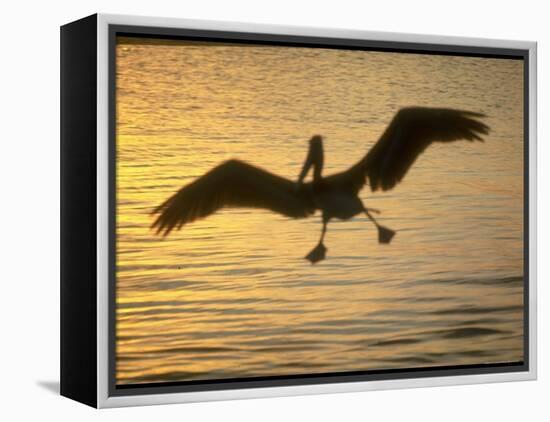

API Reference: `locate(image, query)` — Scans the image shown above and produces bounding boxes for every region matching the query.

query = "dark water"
[115,38,524,384]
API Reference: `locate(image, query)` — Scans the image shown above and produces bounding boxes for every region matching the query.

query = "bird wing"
[151,159,315,235]
[325,107,489,193]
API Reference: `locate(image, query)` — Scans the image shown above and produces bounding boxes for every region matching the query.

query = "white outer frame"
[96,13,537,408]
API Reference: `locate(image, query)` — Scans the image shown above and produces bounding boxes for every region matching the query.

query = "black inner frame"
[108,24,530,397]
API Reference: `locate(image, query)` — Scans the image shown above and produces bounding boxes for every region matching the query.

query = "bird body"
[152,107,489,263]
[316,191,365,221]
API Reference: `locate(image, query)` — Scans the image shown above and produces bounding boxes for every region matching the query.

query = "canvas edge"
[527,42,537,382]
[60,13,99,408]
[95,13,537,408]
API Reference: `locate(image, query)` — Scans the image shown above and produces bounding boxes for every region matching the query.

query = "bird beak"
[298,149,314,185]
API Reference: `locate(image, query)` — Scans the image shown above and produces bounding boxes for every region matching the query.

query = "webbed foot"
[378,226,396,244]
[305,243,327,264]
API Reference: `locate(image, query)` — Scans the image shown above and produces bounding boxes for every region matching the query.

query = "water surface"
[115,38,524,385]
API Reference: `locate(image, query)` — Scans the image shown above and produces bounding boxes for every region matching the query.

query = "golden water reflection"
[116,37,524,384]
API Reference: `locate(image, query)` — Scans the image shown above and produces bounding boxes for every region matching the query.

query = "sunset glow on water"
[115,37,524,385]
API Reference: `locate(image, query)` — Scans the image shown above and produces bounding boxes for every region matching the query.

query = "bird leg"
[365,207,381,214]
[305,219,328,264]
[364,208,396,244]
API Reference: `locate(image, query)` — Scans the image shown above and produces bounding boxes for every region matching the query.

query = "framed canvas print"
[60,13,537,408]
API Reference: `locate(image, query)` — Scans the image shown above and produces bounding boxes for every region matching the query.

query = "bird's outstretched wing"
[327,107,489,193]
[151,159,315,235]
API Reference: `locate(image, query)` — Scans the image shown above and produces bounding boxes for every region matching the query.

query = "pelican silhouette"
[152,107,488,263]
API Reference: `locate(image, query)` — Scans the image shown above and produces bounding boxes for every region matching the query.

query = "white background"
[0,0,547,420]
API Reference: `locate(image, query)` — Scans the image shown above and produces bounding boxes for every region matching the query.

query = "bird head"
[297,135,324,185]
[309,134,323,151]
